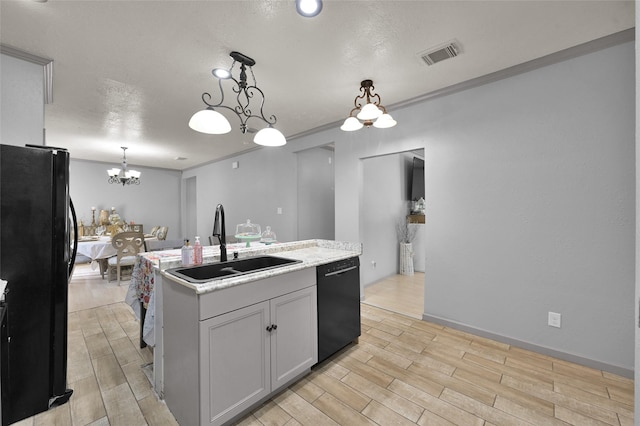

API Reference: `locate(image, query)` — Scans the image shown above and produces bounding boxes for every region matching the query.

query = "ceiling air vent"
[418,42,459,66]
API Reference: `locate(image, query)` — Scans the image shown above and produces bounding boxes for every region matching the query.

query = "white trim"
[423,313,634,379]
[1,44,54,104]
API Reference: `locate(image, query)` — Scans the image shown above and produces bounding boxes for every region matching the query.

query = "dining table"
[76,234,157,278]
[76,236,116,277]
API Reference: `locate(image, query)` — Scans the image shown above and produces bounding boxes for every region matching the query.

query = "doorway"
[360,149,425,319]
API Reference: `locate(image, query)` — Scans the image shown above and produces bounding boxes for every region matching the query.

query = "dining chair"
[107,231,145,285]
[145,239,184,251]
[149,226,159,237]
[156,226,168,240]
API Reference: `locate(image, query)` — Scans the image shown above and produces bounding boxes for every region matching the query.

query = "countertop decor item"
[261,226,277,244]
[340,79,397,131]
[107,147,141,186]
[189,51,286,147]
[235,219,262,247]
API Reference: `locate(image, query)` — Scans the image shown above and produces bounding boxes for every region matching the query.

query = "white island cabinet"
[162,267,317,426]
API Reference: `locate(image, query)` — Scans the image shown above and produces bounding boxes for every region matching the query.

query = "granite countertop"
[158,239,361,295]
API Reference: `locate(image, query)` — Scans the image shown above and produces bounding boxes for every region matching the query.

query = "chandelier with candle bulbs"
[107,147,141,186]
[189,51,286,147]
[340,79,397,131]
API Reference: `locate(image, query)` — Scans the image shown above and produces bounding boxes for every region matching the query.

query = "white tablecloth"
[77,237,116,269]
[77,237,116,259]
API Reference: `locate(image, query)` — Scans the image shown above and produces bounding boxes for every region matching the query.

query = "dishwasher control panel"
[319,257,359,275]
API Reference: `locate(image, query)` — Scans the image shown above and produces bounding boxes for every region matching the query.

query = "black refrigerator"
[0,144,75,425]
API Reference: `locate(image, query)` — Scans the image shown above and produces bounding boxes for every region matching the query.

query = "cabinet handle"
[266,324,278,332]
[272,324,277,330]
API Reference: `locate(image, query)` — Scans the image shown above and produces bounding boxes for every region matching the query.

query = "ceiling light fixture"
[296,0,322,17]
[107,147,141,186]
[189,51,286,147]
[340,79,397,131]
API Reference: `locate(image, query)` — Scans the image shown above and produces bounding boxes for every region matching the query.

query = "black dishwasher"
[316,257,361,364]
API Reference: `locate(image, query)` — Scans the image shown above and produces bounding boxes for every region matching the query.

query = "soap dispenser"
[181,239,194,266]
[193,236,203,265]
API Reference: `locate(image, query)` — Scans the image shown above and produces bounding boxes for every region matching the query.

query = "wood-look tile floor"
[14,265,634,425]
[363,272,425,319]
[68,262,129,312]
[14,263,176,426]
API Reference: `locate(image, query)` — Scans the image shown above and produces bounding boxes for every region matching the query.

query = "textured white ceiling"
[0,1,635,170]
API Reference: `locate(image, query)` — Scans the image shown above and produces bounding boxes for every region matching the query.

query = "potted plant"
[396,219,418,276]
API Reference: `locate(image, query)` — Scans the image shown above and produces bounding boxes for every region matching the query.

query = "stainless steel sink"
[166,255,301,283]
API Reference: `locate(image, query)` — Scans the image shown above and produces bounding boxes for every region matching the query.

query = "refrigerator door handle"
[69,198,78,276]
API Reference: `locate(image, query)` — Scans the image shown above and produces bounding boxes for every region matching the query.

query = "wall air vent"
[418,42,459,66]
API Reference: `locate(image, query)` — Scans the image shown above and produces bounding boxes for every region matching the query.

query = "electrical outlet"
[548,312,561,328]
[371,260,376,268]
[277,207,282,214]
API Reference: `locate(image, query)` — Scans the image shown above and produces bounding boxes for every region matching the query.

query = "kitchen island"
[126,239,361,425]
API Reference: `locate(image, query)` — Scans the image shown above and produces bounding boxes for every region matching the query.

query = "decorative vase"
[99,209,109,226]
[109,208,121,225]
[399,242,414,276]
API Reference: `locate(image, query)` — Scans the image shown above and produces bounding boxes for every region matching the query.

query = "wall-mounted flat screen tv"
[410,157,425,201]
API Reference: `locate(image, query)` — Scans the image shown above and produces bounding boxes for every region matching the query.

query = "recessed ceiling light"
[296,0,322,18]
[175,156,187,161]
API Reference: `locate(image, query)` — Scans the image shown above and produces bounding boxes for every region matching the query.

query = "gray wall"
[337,41,634,374]
[422,41,634,373]
[185,176,197,240]
[635,3,639,416]
[180,141,334,245]
[297,146,335,241]
[0,53,44,146]
[69,159,181,240]
[182,145,303,244]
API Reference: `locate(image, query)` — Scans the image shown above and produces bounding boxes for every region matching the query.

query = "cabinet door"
[200,301,270,426]
[270,287,318,390]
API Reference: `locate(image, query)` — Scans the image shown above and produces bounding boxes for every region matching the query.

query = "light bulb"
[212,68,231,79]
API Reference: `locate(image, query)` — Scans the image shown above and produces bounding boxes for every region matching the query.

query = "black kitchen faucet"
[212,203,227,262]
